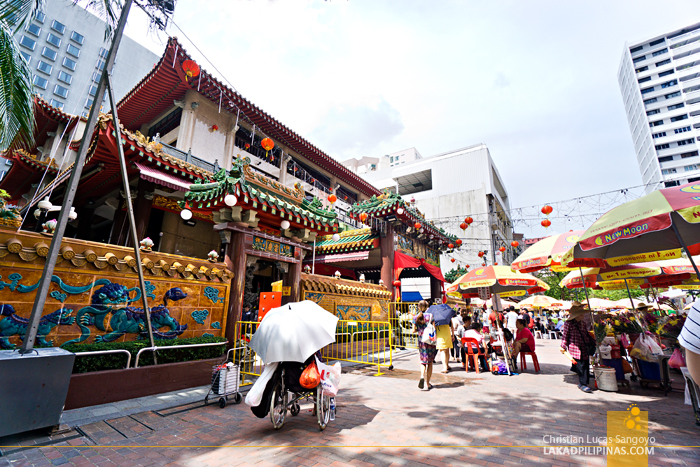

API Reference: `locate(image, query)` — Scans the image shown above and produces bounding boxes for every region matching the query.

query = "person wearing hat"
[560,302,596,393]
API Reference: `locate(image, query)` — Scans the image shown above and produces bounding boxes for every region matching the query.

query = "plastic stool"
[534,330,543,339]
[548,331,558,340]
[520,352,540,373]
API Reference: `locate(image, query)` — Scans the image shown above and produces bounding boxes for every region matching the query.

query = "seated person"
[555,319,565,332]
[512,319,536,367]
[462,321,489,371]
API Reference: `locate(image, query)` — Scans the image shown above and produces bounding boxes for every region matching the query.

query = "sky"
[121,0,700,236]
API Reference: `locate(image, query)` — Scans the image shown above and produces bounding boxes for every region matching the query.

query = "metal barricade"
[321,319,393,376]
[389,302,419,350]
[231,320,264,386]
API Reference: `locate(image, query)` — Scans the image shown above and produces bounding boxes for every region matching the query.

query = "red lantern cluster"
[464,217,473,224]
[328,194,337,203]
[511,241,519,248]
[460,222,468,230]
[451,258,456,263]
[261,137,275,152]
[499,246,506,252]
[448,243,454,249]
[541,219,552,228]
[414,222,422,230]
[541,205,553,216]
[455,239,462,246]
[478,251,485,258]
[360,212,368,222]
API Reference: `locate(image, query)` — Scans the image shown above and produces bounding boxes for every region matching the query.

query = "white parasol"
[248,300,338,364]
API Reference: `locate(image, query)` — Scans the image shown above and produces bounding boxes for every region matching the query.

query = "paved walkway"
[1,339,699,466]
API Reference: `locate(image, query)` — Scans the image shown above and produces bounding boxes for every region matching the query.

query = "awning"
[401,291,424,302]
[135,162,192,191]
[311,251,370,264]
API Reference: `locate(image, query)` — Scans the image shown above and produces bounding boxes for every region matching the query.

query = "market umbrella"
[446,265,549,297]
[248,300,338,364]
[511,230,585,273]
[562,182,700,276]
[517,295,562,309]
[610,298,647,310]
[427,303,456,326]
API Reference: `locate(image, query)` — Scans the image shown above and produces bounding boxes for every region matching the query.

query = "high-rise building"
[13,0,158,117]
[618,22,700,192]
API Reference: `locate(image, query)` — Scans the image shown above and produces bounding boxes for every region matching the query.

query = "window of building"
[678,138,694,146]
[633,55,646,63]
[36,60,52,75]
[671,114,689,122]
[685,164,698,171]
[650,120,664,127]
[96,59,105,71]
[656,144,670,150]
[50,20,65,34]
[98,47,108,59]
[665,180,680,187]
[652,132,666,138]
[656,59,671,67]
[662,168,677,174]
[668,102,685,110]
[19,35,36,51]
[84,97,93,109]
[665,91,681,99]
[88,84,97,97]
[20,51,30,64]
[49,99,64,109]
[650,38,666,46]
[661,79,678,88]
[682,151,699,158]
[90,72,99,83]
[644,97,657,105]
[647,109,660,115]
[641,86,655,94]
[62,57,76,70]
[690,177,700,182]
[70,31,84,45]
[636,66,648,73]
[630,45,644,53]
[53,84,68,99]
[46,32,61,47]
[659,69,674,77]
[41,46,56,61]
[35,11,45,23]
[638,76,651,83]
[32,75,48,89]
[659,155,674,162]
[26,23,41,37]
[653,48,668,57]
[676,126,692,133]
[66,43,80,58]
[57,70,71,85]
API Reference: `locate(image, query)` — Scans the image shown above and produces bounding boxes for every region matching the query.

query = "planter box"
[64,357,219,410]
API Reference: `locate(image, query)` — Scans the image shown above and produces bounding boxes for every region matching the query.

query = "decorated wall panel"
[303,291,388,322]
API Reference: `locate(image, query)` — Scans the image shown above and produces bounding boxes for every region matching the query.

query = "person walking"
[560,303,595,393]
[412,300,437,390]
[505,306,519,335]
[436,315,454,373]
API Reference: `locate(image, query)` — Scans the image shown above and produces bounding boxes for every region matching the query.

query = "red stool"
[520,351,540,373]
[462,337,484,374]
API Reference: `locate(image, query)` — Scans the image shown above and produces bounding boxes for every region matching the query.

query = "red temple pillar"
[380,224,395,300]
[224,230,246,347]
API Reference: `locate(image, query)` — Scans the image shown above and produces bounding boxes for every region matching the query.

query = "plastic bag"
[632,333,661,362]
[316,357,341,396]
[245,362,279,407]
[422,323,437,345]
[669,348,686,369]
[619,334,630,349]
[646,333,663,356]
[300,360,321,389]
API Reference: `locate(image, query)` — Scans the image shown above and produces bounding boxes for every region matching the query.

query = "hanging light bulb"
[68,207,78,221]
[332,233,340,241]
[38,197,53,211]
[180,208,193,220]
[224,194,237,207]
[397,207,404,215]
[34,209,42,219]
[280,220,290,230]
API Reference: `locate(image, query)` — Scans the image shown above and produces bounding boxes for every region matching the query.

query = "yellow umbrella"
[517,295,562,309]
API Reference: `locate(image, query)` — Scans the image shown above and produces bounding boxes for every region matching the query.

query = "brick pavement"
[1,339,699,466]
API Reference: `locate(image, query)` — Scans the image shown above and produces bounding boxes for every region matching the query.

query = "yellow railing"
[231,320,264,386]
[321,319,393,376]
[389,302,419,350]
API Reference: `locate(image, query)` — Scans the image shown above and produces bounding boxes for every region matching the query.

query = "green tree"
[445,266,468,283]
[0,1,118,151]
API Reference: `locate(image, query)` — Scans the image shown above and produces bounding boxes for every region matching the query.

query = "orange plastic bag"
[300,360,321,389]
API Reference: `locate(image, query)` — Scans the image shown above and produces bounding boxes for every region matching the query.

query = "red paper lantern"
[182,59,200,81]
[360,212,368,222]
[392,280,401,287]
[414,222,422,230]
[499,246,506,252]
[451,258,456,263]
[494,262,499,266]
[465,265,470,268]
[541,205,553,216]
[511,241,519,248]
[261,137,275,152]
[448,243,454,249]
[541,219,552,228]
[482,263,486,267]
[328,194,337,203]
[478,251,484,258]
[460,222,468,230]
[245,143,250,150]
[465,217,473,224]
[455,239,462,246]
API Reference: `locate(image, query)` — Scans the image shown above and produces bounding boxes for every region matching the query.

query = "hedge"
[64,336,228,374]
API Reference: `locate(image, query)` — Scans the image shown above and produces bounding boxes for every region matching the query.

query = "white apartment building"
[618,22,700,192]
[14,0,158,117]
[343,144,517,274]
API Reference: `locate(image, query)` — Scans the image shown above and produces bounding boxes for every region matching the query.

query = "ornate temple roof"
[301,273,391,299]
[116,37,380,197]
[315,228,379,254]
[349,190,457,248]
[184,156,339,234]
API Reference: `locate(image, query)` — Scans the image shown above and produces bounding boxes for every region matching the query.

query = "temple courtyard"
[1,338,698,467]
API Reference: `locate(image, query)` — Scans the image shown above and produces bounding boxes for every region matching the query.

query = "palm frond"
[0,0,44,33]
[74,0,121,40]
[0,22,35,152]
